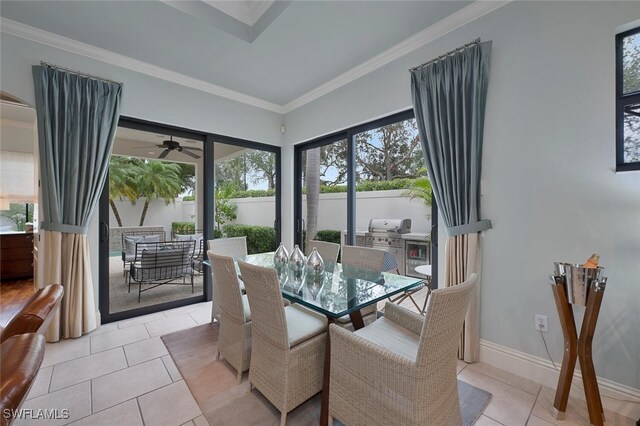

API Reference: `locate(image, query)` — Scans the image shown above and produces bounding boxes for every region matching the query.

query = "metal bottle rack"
[550,263,607,426]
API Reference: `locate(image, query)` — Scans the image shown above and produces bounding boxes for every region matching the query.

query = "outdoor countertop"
[402,232,430,241]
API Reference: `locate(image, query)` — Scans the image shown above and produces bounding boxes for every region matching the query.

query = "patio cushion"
[241,294,251,322]
[124,234,160,255]
[354,316,419,361]
[284,304,327,347]
[175,233,203,255]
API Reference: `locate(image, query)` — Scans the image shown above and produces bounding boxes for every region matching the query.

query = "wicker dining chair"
[208,237,248,321]
[208,252,251,383]
[238,260,327,426]
[336,245,387,329]
[305,240,341,264]
[328,273,478,426]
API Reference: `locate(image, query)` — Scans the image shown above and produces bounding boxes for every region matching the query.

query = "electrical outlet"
[535,314,548,332]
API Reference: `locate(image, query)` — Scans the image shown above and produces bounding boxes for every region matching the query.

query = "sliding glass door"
[294,110,438,286]
[99,120,281,323]
[211,136,281,254]
[99,119,208,322]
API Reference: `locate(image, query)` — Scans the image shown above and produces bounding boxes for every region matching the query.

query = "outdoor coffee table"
[233,252,424,426]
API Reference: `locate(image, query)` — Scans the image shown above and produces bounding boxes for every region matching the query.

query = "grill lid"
[368,218,411,234]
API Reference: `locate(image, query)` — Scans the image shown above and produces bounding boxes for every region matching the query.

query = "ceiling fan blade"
[184,146,203,152]
[158,149,170,159]
[181,149,201,159]
[129,146,158,149]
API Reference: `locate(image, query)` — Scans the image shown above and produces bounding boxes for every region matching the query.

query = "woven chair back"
[306,240,340,264]
[416,273,477,366]
[238,260,290,350]
[341,245,386,272]
[208,237,248,259]
[208,252,246,322]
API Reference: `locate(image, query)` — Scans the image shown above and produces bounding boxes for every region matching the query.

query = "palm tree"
[403,169,433,209]
[136,160,182,226]
[109,157,141,227]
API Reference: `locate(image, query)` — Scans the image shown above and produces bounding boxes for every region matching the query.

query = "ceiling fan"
[155,136,202,159]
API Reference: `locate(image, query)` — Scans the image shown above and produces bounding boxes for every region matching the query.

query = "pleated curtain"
[32,65,122,341]
[410,41,492,362]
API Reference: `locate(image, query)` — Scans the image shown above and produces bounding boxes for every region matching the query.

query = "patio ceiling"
[113,127,249,163]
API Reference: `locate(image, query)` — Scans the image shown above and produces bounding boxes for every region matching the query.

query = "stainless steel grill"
[364,219,411,272]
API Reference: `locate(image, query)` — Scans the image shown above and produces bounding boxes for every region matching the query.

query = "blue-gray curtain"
[410,41,492,361]
[33,65,122,340]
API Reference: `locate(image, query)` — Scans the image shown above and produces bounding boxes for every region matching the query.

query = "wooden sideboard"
[0,232,34,281]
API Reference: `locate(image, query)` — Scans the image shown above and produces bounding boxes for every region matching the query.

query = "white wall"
[282,1,640,391]
[229,190,431,233]
[108,199,197,237]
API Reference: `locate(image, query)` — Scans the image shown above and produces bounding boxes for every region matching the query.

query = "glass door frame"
[99,116,281,323]
[293,109,438,288]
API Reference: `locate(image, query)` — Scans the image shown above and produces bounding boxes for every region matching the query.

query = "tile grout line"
[525,385,543,425]
[467,363,541,397]
[136,396,146,426]
[45,347,160,396]
[483,414,506,425]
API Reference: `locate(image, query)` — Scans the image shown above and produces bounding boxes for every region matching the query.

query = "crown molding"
[1,1,509,116]
[281,0,510,113]
[0,17,284,113]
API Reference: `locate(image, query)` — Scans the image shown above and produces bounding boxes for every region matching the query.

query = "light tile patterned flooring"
[16,294,636,426]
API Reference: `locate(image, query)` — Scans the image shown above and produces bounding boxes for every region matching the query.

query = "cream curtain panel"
[411,41,492,362]
[33,65,122,341]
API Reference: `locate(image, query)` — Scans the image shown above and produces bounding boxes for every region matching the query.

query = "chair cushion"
[354,317,420,361]
[241,294,251,322]
[175,233,204,256]
[285,304,327,347]
[335,304,377,323]
[124,234,160,255]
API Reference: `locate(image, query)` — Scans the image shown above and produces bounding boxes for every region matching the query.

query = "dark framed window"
[294,110,438,287]
[616,26,640,171]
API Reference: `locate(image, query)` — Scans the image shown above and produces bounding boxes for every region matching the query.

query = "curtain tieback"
[446,220,492,237]
[41,221,88,235]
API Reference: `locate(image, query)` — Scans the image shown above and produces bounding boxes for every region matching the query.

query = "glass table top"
[205,252,423,318]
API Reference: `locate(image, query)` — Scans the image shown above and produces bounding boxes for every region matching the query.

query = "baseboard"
[479,339,640,420]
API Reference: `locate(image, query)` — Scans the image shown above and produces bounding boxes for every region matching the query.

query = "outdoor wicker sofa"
[128,240,196,302]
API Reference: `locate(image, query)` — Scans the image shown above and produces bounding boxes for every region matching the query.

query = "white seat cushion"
[285,304,327,347]
[336,304,377,323]
[241,294,251,322]
[354,317,419,361]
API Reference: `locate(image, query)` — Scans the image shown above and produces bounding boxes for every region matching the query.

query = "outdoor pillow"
[124,234,161,255]
[175,233,203,255]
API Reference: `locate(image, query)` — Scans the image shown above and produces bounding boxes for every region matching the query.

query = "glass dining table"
[204,251,424,425]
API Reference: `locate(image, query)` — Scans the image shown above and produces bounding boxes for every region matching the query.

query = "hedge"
[315,230,341,245]
[179,179,419,201]
[172,222,195,234]
[224,224,276,254]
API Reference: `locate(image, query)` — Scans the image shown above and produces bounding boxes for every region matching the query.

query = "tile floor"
[16,297,636,426]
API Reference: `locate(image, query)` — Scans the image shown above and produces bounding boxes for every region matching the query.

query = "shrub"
[182,195,195,201]
[172,222,195,234]
[315,230,341,245]
[224,224,276,254]
[230,189,275,198]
